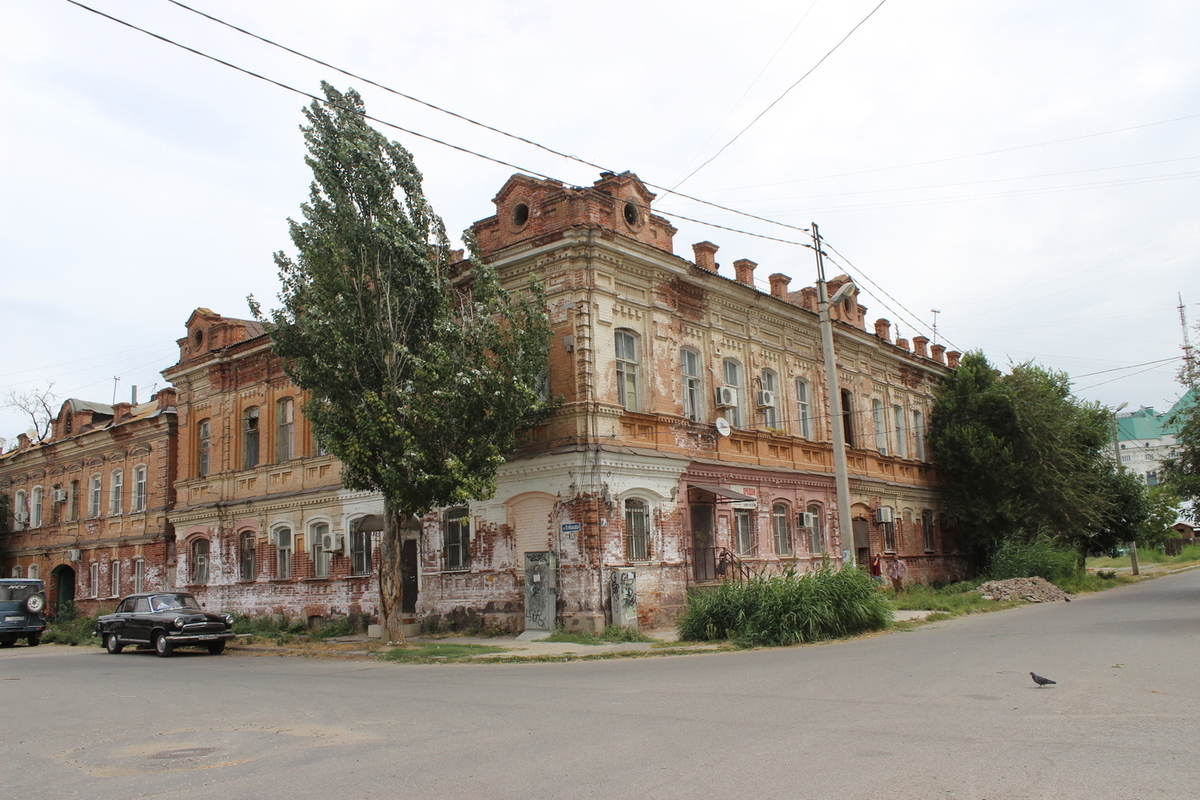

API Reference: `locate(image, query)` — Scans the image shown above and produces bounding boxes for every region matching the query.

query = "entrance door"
[400,539,418,614]
[690,505,716,581]
[523,551,556,632]
[853,518,871,566]
[52,565,76,617]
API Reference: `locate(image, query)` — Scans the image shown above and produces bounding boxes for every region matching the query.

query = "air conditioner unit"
[53,489,68,503]
[715,386,738,408]
[67,549,83,563]
[756,390,776,408]
[320,532,343,553]
[800,512,816,528]
[876,507,894,524]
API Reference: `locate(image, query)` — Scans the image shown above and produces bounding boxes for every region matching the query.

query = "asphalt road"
[3,570,1198,800]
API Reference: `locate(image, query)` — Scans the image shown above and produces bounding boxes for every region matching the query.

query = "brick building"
[412,171,965,633]
[161,309,387,624]
[0,392,177,616]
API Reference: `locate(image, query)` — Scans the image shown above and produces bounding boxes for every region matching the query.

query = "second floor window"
[132,466,147,512]
[723,359,744,428]
[69,479,80,521]
[110,470,123,515]
[242,407,260,469]
[198,419,212,477]
[795,379,812,439]
[276,399,295,462]
[31,486,43,528]
[681,348,702,422]
[761,369,779,429]
[912,409,926,460]
[893,405,907,458]
[615,331,639,412]
[873,400,887,455]
[840,389,855,448]
[88,475,102,519]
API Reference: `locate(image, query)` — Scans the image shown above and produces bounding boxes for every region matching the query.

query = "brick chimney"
[112,402,133,421]
[931,344,946,365]
[768,273,791,298]
[733,259,757,286]
[874,318,892,343]
[896,338,910,352]
[156,388,178,409]
[946,351,961,368]
[912,336,929,358]
[692,241,719,272]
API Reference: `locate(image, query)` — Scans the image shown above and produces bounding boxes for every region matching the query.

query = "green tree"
[254,83,551,640]
[928,352,1124,570]
[1162,392,1200,522]
[1138,485,1181,548]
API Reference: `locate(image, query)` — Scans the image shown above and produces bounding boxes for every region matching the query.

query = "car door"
[125,596,153,643]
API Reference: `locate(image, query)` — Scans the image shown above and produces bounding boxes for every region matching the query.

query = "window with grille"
[445,508,470,570]
[624,498,650,560]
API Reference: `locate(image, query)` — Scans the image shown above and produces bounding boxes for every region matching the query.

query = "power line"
[160,0,813,241]
[663,0,891,196]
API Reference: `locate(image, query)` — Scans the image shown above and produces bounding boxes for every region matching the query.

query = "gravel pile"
[976,576,1072,603]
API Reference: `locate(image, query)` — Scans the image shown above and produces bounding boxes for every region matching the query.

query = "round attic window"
[623,201,640,228]
[193,328,204,347]
[511,202,530,228]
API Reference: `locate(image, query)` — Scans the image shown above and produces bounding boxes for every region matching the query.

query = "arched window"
[624,498,650,560]
[88,474,102,518]
[615,330,639,412]
[872,399,887,455]
[893,405,907,458]
[310,521,331,579]
[722,359,744,428]
[274,527,293,579]
[190,539,210,585]
[242,407,260,469]
[276,398,295,462]
[881,508,897,552]
[11,566,22,578]
[760,369,780,429]
[109,469,123,515]
[912,409,926,460]
[734,508,754,555]
[69,479,80,521]
[132,466,148,512]
[110,560,121,597]
[197,419,212,477]
[444,507,470,570]
[922,509,935,552]
[89,562,100,598]
[31,486,44,528]
[795,379,812,440]
[132,559,142,592]
[28,564,39,580]
[239,531,256,581]
[773,502,792,555]
[807,504,825,554]
[840,389,855,448]
[13,490,27,530]
[681,348,702,422]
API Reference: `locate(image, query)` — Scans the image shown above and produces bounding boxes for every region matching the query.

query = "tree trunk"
[378,501,407,643]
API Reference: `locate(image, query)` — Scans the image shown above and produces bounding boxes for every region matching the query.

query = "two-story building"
[411,171,965,633]
[0,392,177,616]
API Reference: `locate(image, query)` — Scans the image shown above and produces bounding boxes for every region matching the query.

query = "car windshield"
[149,594,202,612]
[0,584,42,603]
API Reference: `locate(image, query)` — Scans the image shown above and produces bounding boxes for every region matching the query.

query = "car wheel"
[207,640,226,655]
[104,633,123,654]
[0,638,14,648]
[27,633,41,647]
[153,633,173,658]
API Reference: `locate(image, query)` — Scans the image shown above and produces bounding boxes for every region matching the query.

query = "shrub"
[677,566,891,646]
[987,537,1078,583]
[42,611,103,646]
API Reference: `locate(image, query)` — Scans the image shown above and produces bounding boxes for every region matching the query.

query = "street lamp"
[1110,401,1138,576]
[812,223,856,568]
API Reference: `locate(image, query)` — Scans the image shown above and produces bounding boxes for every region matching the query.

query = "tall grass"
[988,537,1077,582]
[677,566,891,646]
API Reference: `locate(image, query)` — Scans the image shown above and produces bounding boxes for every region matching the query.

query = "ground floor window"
[190,539,210,584]
[239,532,256,581]
[772,503,792,555]
[807,504,825,554]
[275,528,293,579]
[351,529,372,576]
[735,509,754,555]
[445,508,470,570]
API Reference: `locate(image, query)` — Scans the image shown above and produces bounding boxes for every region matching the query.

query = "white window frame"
[350,526,372,576]
[239,530,256,582]
[110,560,121,597]
[807,504,825,554]
[893,405,907,458]
[243,406,261,469]
[88,474,102,519]
[310,521,331,579]
[882,508,897,552]
[773,502,792,556]
[133,559,144,593]
[110,469,124,516]
[31,486,43,528]
[274,527,294,580]
[89,562,100,598]
[11,566,22,578]
[734,508,754,556]
[190,538,210,585]
[681,348,702,422]
[615,330,640,412]
[761,369,779,429]
[276,398,295,462]
[13,490,27,530]
[873,399,887,455]
[198,418,212,477]
[29,564,39,580]
[445,508,470,571]
[132,465,148,512]
[913,409,926,461]
[723,359,744,428]
[795,379,812,440]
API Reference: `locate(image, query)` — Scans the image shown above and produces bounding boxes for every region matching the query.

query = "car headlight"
[173,617,185,629]
[221,614,234,628]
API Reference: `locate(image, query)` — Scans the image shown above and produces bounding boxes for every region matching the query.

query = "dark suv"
[0,578,47,647]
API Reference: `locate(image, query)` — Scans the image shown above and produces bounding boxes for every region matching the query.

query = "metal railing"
[686,547,751,584]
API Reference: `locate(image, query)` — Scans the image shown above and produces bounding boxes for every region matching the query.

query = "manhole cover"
[151,747,217,760]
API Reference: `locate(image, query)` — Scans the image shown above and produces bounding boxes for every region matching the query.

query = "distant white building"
[1114,389,1197,486]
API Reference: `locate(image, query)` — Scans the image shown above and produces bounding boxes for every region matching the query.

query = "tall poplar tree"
[254,83,551,640]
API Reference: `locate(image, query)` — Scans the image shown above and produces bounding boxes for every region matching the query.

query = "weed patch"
[377,642,506,663]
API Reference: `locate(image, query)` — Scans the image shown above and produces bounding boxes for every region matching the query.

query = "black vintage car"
[95,592,235,657]
[0,578,47,647]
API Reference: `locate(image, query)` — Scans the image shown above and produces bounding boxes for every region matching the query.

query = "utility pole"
[812,223,856,568]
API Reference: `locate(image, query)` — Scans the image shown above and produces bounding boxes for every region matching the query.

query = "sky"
[2,0,1197,443]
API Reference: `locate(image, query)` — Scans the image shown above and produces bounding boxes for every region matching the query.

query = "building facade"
[161,309,387,625]
[0,392,177,616]
[1115,389,1197,486]
[412,171,965,633]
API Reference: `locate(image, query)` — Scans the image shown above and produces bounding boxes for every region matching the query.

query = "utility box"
[610,567,638,629]
[523,551,557,634]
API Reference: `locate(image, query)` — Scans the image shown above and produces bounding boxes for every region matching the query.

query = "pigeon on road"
[1030,672,1057,687]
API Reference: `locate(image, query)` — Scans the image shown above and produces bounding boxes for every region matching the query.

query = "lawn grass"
[888,582,1015,615]
[377,642,507,662]
[538,624,654,645]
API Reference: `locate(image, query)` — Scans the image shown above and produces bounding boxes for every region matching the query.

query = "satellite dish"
[715,417,731,437]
